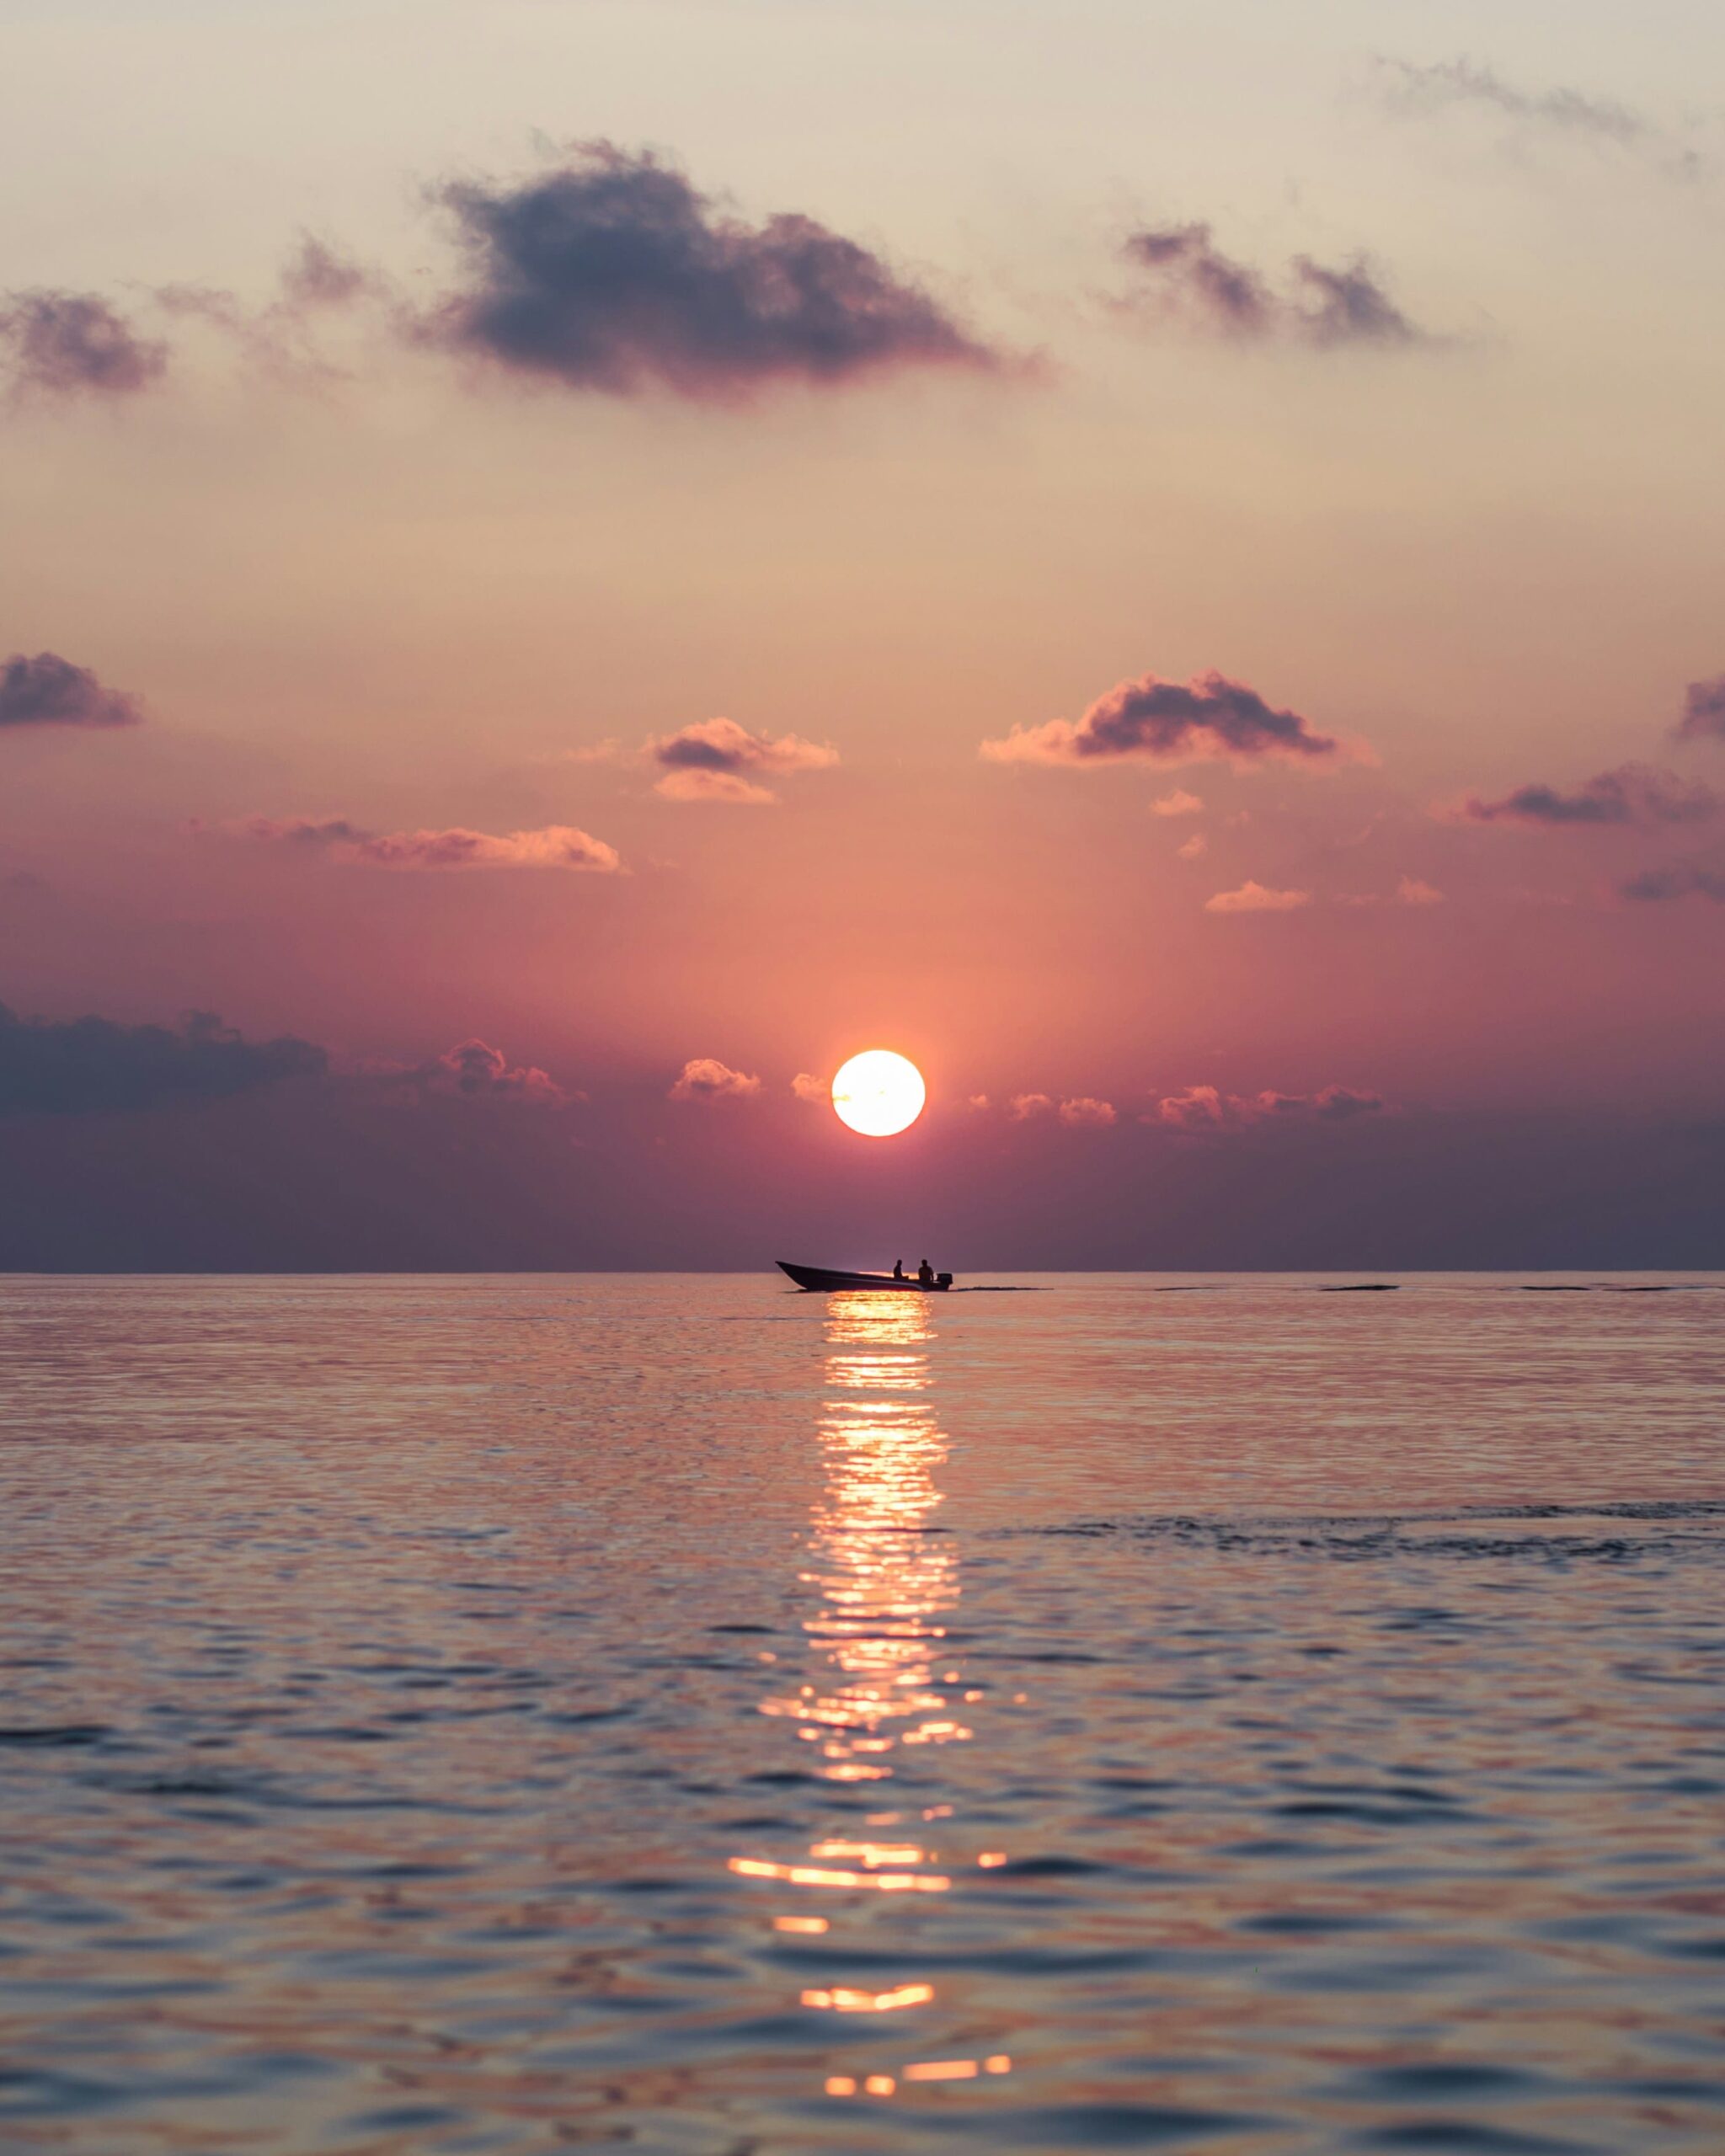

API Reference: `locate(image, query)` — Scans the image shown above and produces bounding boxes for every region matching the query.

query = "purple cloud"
[237,817,622,872]
[1120,227,1426,348]
[649,716,838,803]
[0,1003,323,1118]
[983,669,1342,768]
[1675,676,1725,744]
[1620,863,1725,903]
[1456,764,1717,828]
[0,292,168,397]
[0,653,143,731]
[428,142,998,398]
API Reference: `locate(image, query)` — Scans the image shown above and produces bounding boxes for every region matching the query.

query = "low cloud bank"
[0,1003,324,1118]
[237,817,622,872]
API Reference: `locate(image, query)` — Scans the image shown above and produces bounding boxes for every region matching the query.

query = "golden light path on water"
[727,1291,1012,2103]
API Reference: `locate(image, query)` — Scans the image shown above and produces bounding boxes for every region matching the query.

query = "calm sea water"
[2,1273,1723,2154]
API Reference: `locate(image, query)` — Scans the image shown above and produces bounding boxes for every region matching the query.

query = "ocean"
[2,1273,1722,2153]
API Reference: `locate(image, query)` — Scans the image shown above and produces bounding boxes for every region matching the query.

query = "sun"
[831,1049,926,1138]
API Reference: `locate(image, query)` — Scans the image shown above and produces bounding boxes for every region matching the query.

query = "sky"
[3,0,1725,1268]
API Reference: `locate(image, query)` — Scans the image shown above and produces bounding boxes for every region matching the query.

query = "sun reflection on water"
[726,1290,1012,2100]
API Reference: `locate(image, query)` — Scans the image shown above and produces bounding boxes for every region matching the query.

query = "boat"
[778,1261,953,1293]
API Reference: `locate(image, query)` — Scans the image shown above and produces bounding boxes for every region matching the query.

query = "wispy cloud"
[234,817,623,872]
[1204,881,1311,914]
[0,293,168,398]
[1453,764,1717,828]
[1152,788,1204,817]
[1151,1081,1386,1130]
[0,653,143,731]
[791,1070,828,1102]
[1620,862,1725,903]
[982,669,1345,769]
[1342,874,1445,907]
[1119,225,1430,347]
[1369,56,1703,181]
[425,142,1001,400]
[1675,675,1725,744]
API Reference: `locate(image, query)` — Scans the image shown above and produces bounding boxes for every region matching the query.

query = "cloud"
[1676,676,1725,744]
[1204,881,1311,913]
[236,816,622,872]
[426,141,998,399]
[1007,1091,1054,1119]
[1152,788,1204,817]
[648,716,839,803]
[1369,56,1699,178]
[279,235,377,309]
[965,1093,991,1111]
[1177,833,1208,860]
[0,652,143,731]
[670,1056,761,1102]
[1620,862,1725,904]
[1058,1096,1117,1128]
[0,291,168,397]
[1455,764,1717,828]
[1151,1081,1386,1131]
[426,1038,567,1107]
[0,1003,324,1118]
[1343,874,1445,906]
[1119,225,1427,348]
[791,1070,828,1102]
[981,669,1343,769]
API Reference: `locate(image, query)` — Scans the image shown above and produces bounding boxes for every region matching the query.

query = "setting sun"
[831,1050,927,1138]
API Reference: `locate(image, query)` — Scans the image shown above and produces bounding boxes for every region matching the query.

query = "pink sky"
[3,0,1724,1264]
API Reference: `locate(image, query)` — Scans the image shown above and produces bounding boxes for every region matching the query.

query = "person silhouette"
[892,1259,905,1280]
[916,1257,934,1286]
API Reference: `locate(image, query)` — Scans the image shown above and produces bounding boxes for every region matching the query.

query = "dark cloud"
[0,1004,324,1118]
[428,141,998,398]
[1621,863,1725,904]
[0,653,143,731]
[0,291,168,398]
[1120,226,1426,348]
[1458,764,1718,828]
[1675,676,1725,744]
[981,669,1343,767]
[1370,56,1697,176]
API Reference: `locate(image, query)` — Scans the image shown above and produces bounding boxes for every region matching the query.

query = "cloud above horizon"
[1152,1081,1386,1130]
[1205,881,1311,914]
[0,292,168,398]
[0,653,143,731]
[649,717,838,803]
[1455,764,1717,829]
[0,1003,324,1118]
[1620,862,1725,904]
[426,142,998,399]
[425,1037,567,1107]
[1119,226,1429,348]
[1675,676,1725,744]
[1369,55,1701,179]
[235,817,622,872]
[670,1056,761,1102]
[981,669,1343,769]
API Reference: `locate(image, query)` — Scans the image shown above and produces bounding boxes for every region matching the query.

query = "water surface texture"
[2,1273,1723,2153]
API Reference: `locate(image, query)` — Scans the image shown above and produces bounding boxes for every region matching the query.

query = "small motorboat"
[778,1261,953,1293]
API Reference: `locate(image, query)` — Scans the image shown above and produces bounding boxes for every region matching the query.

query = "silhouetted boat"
[777,1262,952,1293]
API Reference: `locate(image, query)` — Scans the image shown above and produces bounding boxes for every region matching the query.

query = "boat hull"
[777,1261,950,1293]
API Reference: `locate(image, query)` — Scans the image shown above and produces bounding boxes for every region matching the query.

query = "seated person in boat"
[893,1259,905,1279]
[917,1257,934,1285]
